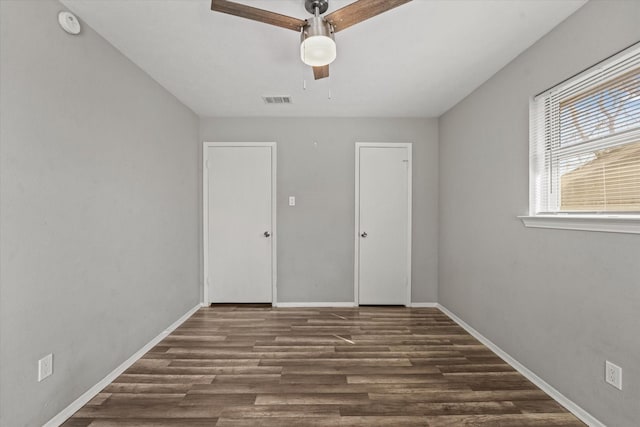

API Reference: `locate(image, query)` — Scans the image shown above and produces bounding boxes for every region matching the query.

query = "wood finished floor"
[63,305,584,426]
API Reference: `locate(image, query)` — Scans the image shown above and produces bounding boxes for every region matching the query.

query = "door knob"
[361,232,367,238]
[264,231,271,237]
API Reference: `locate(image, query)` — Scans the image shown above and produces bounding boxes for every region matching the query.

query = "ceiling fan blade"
[325,0,412,33]
[313,65,330,80]
[211,0,306,32]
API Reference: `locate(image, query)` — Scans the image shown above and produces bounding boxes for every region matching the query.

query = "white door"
[205,144,275,303]
[356,143,411,306]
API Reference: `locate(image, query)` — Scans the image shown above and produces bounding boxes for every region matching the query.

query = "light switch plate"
[38,353,53,382]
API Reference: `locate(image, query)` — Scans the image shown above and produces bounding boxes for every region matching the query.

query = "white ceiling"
[61,0,585,118]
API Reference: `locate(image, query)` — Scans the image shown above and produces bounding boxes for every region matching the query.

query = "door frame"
[202,142,277,306]
[354,142,412,307]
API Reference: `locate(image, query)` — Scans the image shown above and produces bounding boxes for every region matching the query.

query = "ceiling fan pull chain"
[300,27,307,90]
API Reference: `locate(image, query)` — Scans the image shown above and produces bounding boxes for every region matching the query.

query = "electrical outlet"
[288,196,296,206]
[38,353,53,382]
[605,360,622,390]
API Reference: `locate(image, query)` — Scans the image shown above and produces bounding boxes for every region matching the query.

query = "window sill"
[518,215,640,234]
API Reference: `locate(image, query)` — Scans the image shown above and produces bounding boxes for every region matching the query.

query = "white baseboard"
[274,302,438,308]
[436,304,605,427]
[44,303,202,427]
[274,302,357,308]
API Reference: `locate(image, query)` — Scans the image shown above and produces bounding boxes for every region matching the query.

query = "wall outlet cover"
[605,360,622,390]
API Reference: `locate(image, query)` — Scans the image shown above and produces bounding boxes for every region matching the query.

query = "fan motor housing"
[301,16,334,41]
[305,0,329,15]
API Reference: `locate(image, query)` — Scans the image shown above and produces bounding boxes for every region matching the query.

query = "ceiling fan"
[211,0,412,80]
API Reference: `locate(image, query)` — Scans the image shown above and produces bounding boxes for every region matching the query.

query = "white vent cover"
[262,96,293,104]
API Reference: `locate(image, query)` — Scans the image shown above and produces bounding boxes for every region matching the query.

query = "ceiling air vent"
[262,96,293,105]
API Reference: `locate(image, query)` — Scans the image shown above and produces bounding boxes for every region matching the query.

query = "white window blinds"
[529,43,640,214]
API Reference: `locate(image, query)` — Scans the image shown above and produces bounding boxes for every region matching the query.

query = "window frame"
[521,43,640,234]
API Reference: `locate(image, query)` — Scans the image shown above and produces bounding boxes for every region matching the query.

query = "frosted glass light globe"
[300,35,336,67]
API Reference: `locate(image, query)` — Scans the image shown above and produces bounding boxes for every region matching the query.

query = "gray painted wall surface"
[200,118,439,303]
[0,1,200,426]
[438,1,640,426]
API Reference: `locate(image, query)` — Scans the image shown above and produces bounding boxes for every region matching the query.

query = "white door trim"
[202,142,277,306]
[354,142,412,307]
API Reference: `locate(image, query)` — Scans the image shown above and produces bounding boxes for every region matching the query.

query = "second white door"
[205,144,275,303]
[356,143,411,306]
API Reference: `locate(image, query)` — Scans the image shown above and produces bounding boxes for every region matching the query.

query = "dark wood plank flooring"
[63,306,584,426]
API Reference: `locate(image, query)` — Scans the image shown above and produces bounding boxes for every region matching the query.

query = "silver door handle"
[264,231,271,238]
[361,232,367,238]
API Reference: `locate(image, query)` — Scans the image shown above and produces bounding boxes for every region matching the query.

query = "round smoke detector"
[58,11,81,35]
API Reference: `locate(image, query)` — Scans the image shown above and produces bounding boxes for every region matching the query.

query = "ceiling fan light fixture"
[301,35,336,66]
[300,16,336,67]
[211,0,414,79]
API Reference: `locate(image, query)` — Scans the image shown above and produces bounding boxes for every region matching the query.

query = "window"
[523,43,640,233]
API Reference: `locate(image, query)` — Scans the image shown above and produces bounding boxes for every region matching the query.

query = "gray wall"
[438,1,640,426]
[200,118,439,303]
[0,1,200,426]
